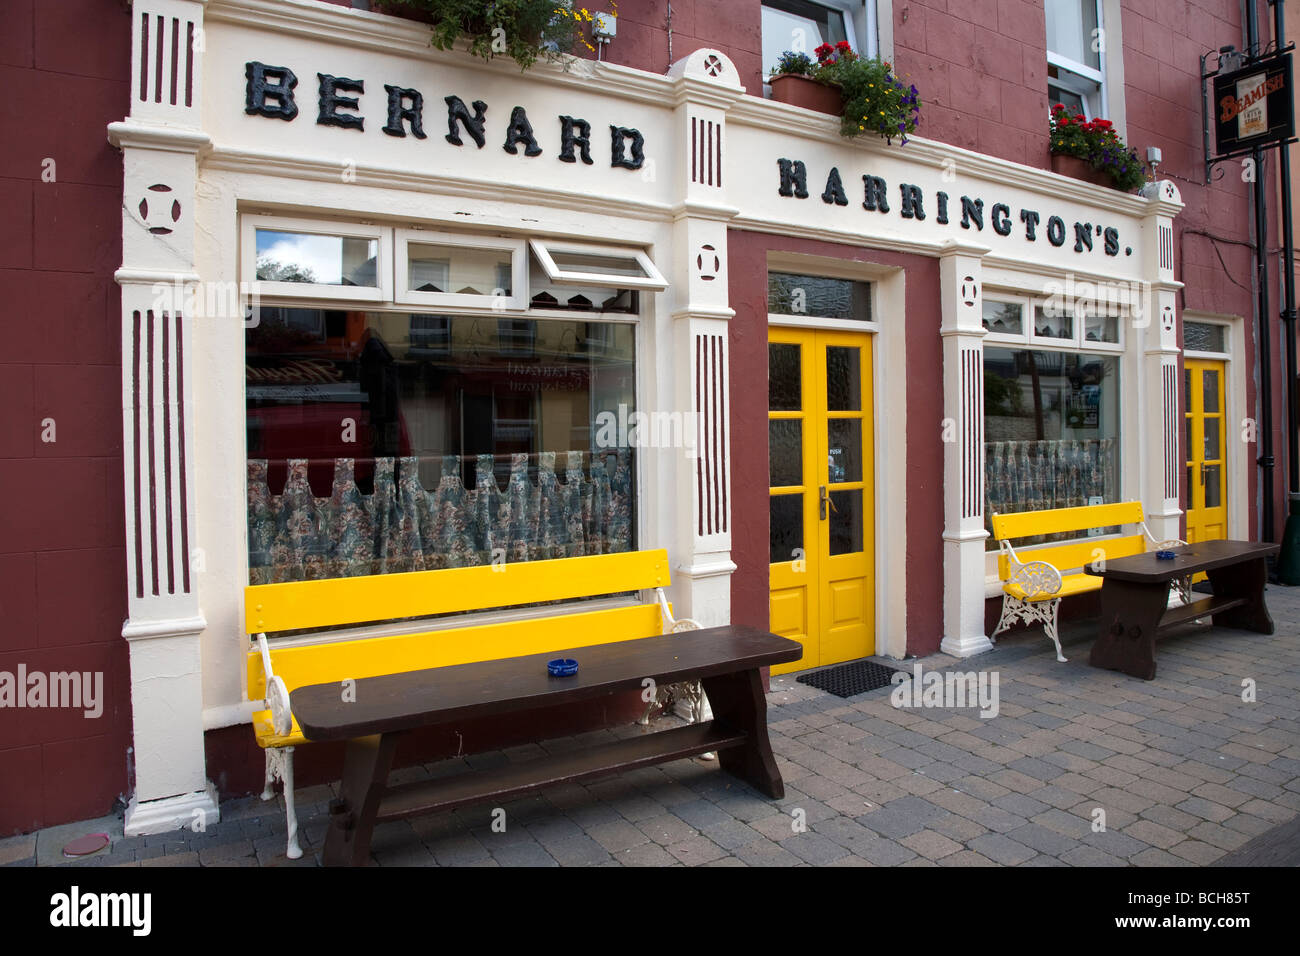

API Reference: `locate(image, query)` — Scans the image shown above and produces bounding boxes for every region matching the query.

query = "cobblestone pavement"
[6,586,1299,868]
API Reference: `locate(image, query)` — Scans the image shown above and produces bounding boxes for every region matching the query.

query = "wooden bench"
[291,624,801,866]
[1086,539,1279,680]
[245,549,712,860]
[989,501,1186,662]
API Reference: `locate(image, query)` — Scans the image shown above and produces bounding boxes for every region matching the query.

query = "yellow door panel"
[768,326,874,674]
[1185,359,1227,552]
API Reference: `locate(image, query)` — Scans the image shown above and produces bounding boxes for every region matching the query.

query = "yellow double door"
[1185,358,1227,544]
[768,328,874,676]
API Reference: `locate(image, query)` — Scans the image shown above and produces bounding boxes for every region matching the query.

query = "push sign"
[1213,52,1295,156]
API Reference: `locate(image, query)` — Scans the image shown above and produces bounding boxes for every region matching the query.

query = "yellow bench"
[245,549,696,859]
[989,502,1185,662]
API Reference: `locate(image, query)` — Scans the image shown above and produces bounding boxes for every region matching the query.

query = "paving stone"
[900,828,963,860]
[1176,796,1235,823]
[733,838,804,867]
[1123,819,1185,850]
[857,837,917,866]
[1060,845,1127,867]
[430,833,492,866]
[1169,840,1226,864]
[783,830,851,865]
[968,832,1036,865]
[547,834,614,866]
[636,813,698,846]
[1129,847,1195,867]
[1005,823,1076,856]
[616,842,679,866]
[586,819,650,853]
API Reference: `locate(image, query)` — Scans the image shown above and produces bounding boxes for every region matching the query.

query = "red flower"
[1094,119,1113,128]
[835,40,851,50]
[1074,114,1086,121]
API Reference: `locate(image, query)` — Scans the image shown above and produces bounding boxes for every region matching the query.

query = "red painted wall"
[727,230,945,657]
[0,0,132,835]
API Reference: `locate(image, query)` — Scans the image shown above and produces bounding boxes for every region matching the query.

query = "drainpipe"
[1247,1,1276,542]
[1270,0,1300,579]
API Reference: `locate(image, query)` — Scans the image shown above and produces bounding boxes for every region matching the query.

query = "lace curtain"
[984,438,1118,545]
[248,451,633,584]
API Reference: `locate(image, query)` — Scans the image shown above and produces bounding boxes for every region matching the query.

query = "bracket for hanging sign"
[1202,45,1298,182]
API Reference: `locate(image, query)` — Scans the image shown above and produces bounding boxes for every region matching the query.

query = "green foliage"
[771,51,816,77]
[771,41,921,144]
[1049,104,1148,192]
[380,0,603,71]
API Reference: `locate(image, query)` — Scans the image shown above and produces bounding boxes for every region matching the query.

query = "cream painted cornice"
[203,145,675,221]
[107,121,211,153]
[205,0,678,109]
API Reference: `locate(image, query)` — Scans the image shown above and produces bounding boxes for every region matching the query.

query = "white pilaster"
[939,241,995,658]
[664,50,743,625]
[108,0,218,835]
[1139,180,1185,543]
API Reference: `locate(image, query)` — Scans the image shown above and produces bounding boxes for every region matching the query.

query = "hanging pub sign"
[1213,53,1295,156]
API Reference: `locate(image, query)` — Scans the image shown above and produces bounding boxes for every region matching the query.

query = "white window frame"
[395,228,529,312]
[529,238,668,291]
[242,214,391,303]
[1046,0,1107,120]
[982,290,1124,353]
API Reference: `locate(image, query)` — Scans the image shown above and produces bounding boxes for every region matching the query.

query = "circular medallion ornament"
[697,244,721,281]
[704,54,724,77]
[138,183,181,236]
[961,275,978,308]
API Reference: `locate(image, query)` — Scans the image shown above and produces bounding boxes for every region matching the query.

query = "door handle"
[819,485,837,520]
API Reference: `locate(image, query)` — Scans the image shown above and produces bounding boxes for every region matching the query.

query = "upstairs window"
[1046,0,1105,120]
[761,0,875,80]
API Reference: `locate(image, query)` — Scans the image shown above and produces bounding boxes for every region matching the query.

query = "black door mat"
[796,659,904,698]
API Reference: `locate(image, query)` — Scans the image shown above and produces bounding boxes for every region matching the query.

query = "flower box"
[769,74,842,115]
[1049,152,1117,189]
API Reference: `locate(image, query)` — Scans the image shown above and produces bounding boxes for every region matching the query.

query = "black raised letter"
[1073,222,1093,252]
[777,159,808,198]
[503,106,543,156]
[317,75,365,130]
[862,175,890,213]
[383,85,426,138]
[1103,227,1120,256]
[899,183,926,220]
[1020,209,1041,241]
[1046,216,1066,247]
[822,168,849,205]
[559,116,593,164]
[991,203,1012,236]
[610,126,645,169]
[245,62,298,120]
[960,196,984,230]
[445,96,487,148]
[936,191,949,224]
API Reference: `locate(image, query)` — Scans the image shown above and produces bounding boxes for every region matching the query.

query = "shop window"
[768,272,872,321]
[246,308,637,584]
[1046,0,1105,120]
[984,347,1121,549]
[984,292,1124,352]
[242,216,390,302]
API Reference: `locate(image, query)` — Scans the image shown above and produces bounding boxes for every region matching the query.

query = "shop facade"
[93,0,1207,834]
[5,0,1282,837]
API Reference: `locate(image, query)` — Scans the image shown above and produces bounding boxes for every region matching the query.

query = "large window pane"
[1046,0,1100,70]
[407,242,511,296]
[246,308,636,583]
[762,0,848,77]
[983,348,1121,548]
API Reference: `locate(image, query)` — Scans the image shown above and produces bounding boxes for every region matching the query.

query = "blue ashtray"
[1156,550,1177,560]
[547,658,579,677]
